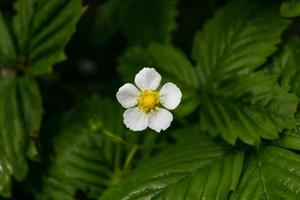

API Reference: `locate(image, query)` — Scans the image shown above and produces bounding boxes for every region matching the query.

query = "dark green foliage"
[0,76,42,197]
[192,1,289,85]
[94,0,177,46]
[37,98,125,199]
[281,0,300,17]
[270,37,300,97]
[0,12,16,68]
[269,37,300,151]
[192,0,297,145]
[100,128,244,200]
[1,0,300,199]
[119,0,298,145]
[273,127,300,151]
[231,147,300,200]
[37,97,169,199]
[0,0,84,197]
[104,0,300,198]
[13,0,86,75]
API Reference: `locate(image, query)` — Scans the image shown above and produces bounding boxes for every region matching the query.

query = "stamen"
[138,90,160,113]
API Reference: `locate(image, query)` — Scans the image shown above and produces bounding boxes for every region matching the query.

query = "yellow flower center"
[138,90,160,113]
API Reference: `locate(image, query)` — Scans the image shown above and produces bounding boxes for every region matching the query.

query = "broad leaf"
[94,0,177,46]
[199,71,298,145]
[13,0,85,75]
[281,0,300,17]
[231,146,300,200]
[0,75,42,197]
[192,0,297,145]
[270,36,300,97]
[119,44,200,116]
[269,37,300,150]
[273,127,300,151]
[192,0,289,85]
[0,12,16,68]
[100,127,244,200]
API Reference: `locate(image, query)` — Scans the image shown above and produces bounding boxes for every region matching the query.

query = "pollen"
[138,90,160,113]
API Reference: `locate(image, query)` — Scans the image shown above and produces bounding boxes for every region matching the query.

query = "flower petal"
[123,107,148,131]
[116,83,140,108]
[159,82,182,110]
[134,68,161,90]
[148,108,173,132]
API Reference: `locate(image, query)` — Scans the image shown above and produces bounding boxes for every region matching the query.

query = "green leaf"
[18,75,43,159]
[173,89,200,117]
[231,146,300,200]
[269,37,300,150]
[12,0,35,54]
[37,98,128,199]
[100,127,244,200]
[18,76,43,136]
[199,71,298,145]
[281,0,300,17]
[273,127,300,151]
[192,0,297,145]
[94,0,177,46]
[0,75,42,197]
[13,0,85,75]
[0,77,26,197]
[192,0,290,85]
[119,43,200,117]
[0,12,16,68]
[269,36,300,97]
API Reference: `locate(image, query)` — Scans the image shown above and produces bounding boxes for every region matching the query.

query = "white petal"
[123,107,148,131]
[148,108,173,133]
[134,68,161,90]
[159,82,182,110]
[116,83,140,108]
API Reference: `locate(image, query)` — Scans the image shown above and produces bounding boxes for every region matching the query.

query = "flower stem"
[123,145,139,172]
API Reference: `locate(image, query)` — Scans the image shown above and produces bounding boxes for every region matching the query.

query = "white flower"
[116,68,182,132]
